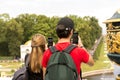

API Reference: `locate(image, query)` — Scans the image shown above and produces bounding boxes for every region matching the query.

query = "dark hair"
[56,17,74,38]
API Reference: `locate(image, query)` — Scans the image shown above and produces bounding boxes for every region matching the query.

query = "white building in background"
[20,40,31,61]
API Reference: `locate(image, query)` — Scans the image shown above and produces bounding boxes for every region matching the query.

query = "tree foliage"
[6,19,24,56]
[0,13,102,56]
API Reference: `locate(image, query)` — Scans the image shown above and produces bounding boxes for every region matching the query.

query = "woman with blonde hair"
[26,33,46,80]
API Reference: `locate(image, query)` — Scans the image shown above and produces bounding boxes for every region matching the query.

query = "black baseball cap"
[57,17,74,30]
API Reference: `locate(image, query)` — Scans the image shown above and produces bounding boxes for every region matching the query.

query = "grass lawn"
[81,39,111,72]
[0,61,23,76]
[0,61,22,69]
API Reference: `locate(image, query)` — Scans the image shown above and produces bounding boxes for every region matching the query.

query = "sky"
[0,0,120,34]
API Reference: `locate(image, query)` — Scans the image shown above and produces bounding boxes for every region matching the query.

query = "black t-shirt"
[26,68,43,80]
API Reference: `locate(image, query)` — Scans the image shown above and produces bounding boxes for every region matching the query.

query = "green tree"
[15,14,38,43]
[0,13,10,55]
[6,19,24,56]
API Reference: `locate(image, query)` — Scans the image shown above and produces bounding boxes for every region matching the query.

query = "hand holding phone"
[47,37,53,48]
[72,32,84,47]
[78,36,84,47]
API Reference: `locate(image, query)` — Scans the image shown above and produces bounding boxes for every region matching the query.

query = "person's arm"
[87,53,94,66]
[78,36,94,66]
[42,49,51,80]
[43,67,46,80]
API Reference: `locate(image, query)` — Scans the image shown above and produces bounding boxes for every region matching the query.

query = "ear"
[69,29,73,37]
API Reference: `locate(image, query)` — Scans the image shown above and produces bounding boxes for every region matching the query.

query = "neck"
[58,38,71,43]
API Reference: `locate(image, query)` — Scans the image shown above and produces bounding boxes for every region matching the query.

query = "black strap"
[49,44,77,53]
[49,44,77,54]
[63,44,77,53]
[49,46,58,53]
[25,54,30,68]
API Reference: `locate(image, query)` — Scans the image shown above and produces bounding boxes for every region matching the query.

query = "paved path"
[88,36,103,55]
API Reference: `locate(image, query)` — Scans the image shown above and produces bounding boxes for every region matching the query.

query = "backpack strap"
[49,46,58,53]
[49,44,77,54]
[63,44,77,53]
[24,54,30,68]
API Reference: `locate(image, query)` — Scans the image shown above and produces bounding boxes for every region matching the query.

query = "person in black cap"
[42,17,94,80]
[56,17,74,38]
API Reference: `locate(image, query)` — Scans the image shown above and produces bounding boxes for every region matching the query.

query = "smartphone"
[72,32,78,44]
[47,37,53,48]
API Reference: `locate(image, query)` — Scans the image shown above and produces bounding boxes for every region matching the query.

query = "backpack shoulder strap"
[24,54,30,68]
[63,44,77,54]
[49,46,58,54]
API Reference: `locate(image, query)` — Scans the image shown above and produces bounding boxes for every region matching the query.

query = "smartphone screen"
[72,32,78,44]
[47,37,53,48]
